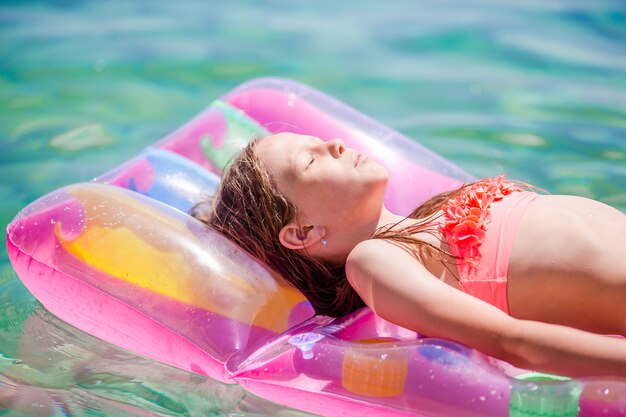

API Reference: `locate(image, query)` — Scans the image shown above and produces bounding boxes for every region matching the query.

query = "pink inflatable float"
[6,78,625,417]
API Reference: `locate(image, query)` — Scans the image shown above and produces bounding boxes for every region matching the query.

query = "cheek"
[297,166,384,215]
[291,182,329,217]
[296,178,346,215]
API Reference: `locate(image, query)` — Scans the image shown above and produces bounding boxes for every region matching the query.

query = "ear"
[279,221,326,250]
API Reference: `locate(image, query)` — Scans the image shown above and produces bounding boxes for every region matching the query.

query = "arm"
[346,239,626,378]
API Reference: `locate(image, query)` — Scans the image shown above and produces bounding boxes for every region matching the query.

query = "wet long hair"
[191,138,479,317]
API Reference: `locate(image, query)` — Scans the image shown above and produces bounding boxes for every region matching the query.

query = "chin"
[374,168,389,190]
[374,162,389,182]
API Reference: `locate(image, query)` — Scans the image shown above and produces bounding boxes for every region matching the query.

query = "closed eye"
[306,155,316,169]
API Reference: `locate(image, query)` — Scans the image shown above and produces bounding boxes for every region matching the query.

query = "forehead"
[258,132,317,151]
[256,133,317,174]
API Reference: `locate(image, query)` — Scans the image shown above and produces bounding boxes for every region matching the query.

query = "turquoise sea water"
[1,1,625,415]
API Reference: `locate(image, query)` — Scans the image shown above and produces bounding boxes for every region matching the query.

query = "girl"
[191,132,626,378]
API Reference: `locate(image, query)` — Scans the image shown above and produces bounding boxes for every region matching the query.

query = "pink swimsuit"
[440,176,539,314]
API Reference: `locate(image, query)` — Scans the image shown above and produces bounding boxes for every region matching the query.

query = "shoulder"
[346,239,427,304]
[345,240,385,286]
[346,239,415,274]
[346,239,389,264]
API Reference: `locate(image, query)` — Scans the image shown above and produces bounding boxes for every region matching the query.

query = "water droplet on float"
[526,382,538,392]
[479,396,486,401]
[380,353,388,360]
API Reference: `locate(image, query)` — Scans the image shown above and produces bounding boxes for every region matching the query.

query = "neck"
[321,206,407,265]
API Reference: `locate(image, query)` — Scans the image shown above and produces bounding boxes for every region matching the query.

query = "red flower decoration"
[440,176,523,266]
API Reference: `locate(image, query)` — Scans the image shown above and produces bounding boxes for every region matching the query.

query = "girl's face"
[256,133,388,229]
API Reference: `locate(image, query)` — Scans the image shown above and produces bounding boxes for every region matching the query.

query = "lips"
[354,152,367,167]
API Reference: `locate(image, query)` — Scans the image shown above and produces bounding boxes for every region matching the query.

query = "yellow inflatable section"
[55,184,307,333]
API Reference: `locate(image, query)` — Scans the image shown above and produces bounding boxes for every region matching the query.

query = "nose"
[327,138,345,158]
